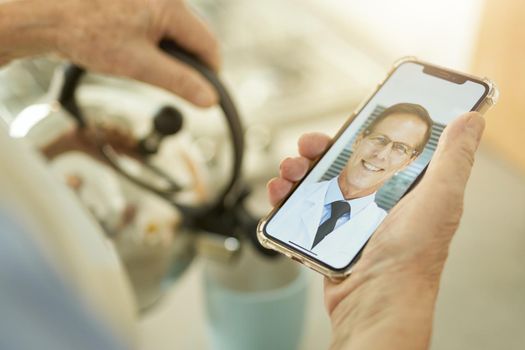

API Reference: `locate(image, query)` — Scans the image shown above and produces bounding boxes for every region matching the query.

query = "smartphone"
[257,57,498,279]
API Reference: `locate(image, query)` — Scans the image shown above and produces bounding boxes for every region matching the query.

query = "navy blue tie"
[311,201,351,249]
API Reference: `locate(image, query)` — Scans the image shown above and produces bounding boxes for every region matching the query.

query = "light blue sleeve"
[0,210,129,350]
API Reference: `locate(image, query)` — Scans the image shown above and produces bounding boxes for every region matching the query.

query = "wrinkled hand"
[54,0,219,106]
[267,112,485,350]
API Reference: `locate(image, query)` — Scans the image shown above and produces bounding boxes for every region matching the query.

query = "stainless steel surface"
[196,233,241,264]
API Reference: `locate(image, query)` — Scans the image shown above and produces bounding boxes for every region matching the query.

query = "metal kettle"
[10,40,277,311]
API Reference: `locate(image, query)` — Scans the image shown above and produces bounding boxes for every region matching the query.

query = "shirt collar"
[324,177,377,216]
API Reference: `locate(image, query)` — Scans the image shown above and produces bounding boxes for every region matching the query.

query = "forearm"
[0,0,61,64]
[330,272,439,350]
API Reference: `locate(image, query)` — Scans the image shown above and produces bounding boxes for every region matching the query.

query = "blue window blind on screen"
[319,105,445,211]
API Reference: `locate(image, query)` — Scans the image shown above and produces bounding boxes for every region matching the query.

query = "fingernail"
[466,113,485,141]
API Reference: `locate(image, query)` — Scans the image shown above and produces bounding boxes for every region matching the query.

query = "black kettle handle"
[57,39,244,213]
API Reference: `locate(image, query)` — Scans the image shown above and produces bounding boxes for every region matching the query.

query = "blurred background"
[0,0,524,349]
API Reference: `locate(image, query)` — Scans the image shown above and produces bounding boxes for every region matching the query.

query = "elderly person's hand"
[267,112,485,350]
[0,0,219,106]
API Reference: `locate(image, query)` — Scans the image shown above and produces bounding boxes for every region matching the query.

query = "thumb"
[407,112,485,241]
[421,112,485,195]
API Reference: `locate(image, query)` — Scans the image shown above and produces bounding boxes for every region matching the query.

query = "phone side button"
[291,256,304,263]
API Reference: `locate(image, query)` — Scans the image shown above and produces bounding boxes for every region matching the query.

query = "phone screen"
[263,61,489,270]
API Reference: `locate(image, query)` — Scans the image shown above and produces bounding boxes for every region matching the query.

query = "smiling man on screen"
[273,103,433,268]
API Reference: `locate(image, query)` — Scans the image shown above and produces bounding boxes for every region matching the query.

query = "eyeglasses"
[363,131,419,158]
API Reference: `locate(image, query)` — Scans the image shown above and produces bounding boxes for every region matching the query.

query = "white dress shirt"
[318,178,378,232]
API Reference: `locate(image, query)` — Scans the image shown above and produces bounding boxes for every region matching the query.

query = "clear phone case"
[257,57,499,280]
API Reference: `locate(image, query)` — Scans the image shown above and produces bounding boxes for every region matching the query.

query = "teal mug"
[203,247,308,350]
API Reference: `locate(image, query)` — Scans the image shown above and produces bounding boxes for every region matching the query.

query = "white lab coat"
[268,180,387,269]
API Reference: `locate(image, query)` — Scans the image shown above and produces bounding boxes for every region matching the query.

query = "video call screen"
[264,61,489,270]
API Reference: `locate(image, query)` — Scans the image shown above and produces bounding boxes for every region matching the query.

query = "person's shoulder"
[371,202,388,220]
[288,178,327,193]
[282,179,330,206]
[300,179,330,195]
